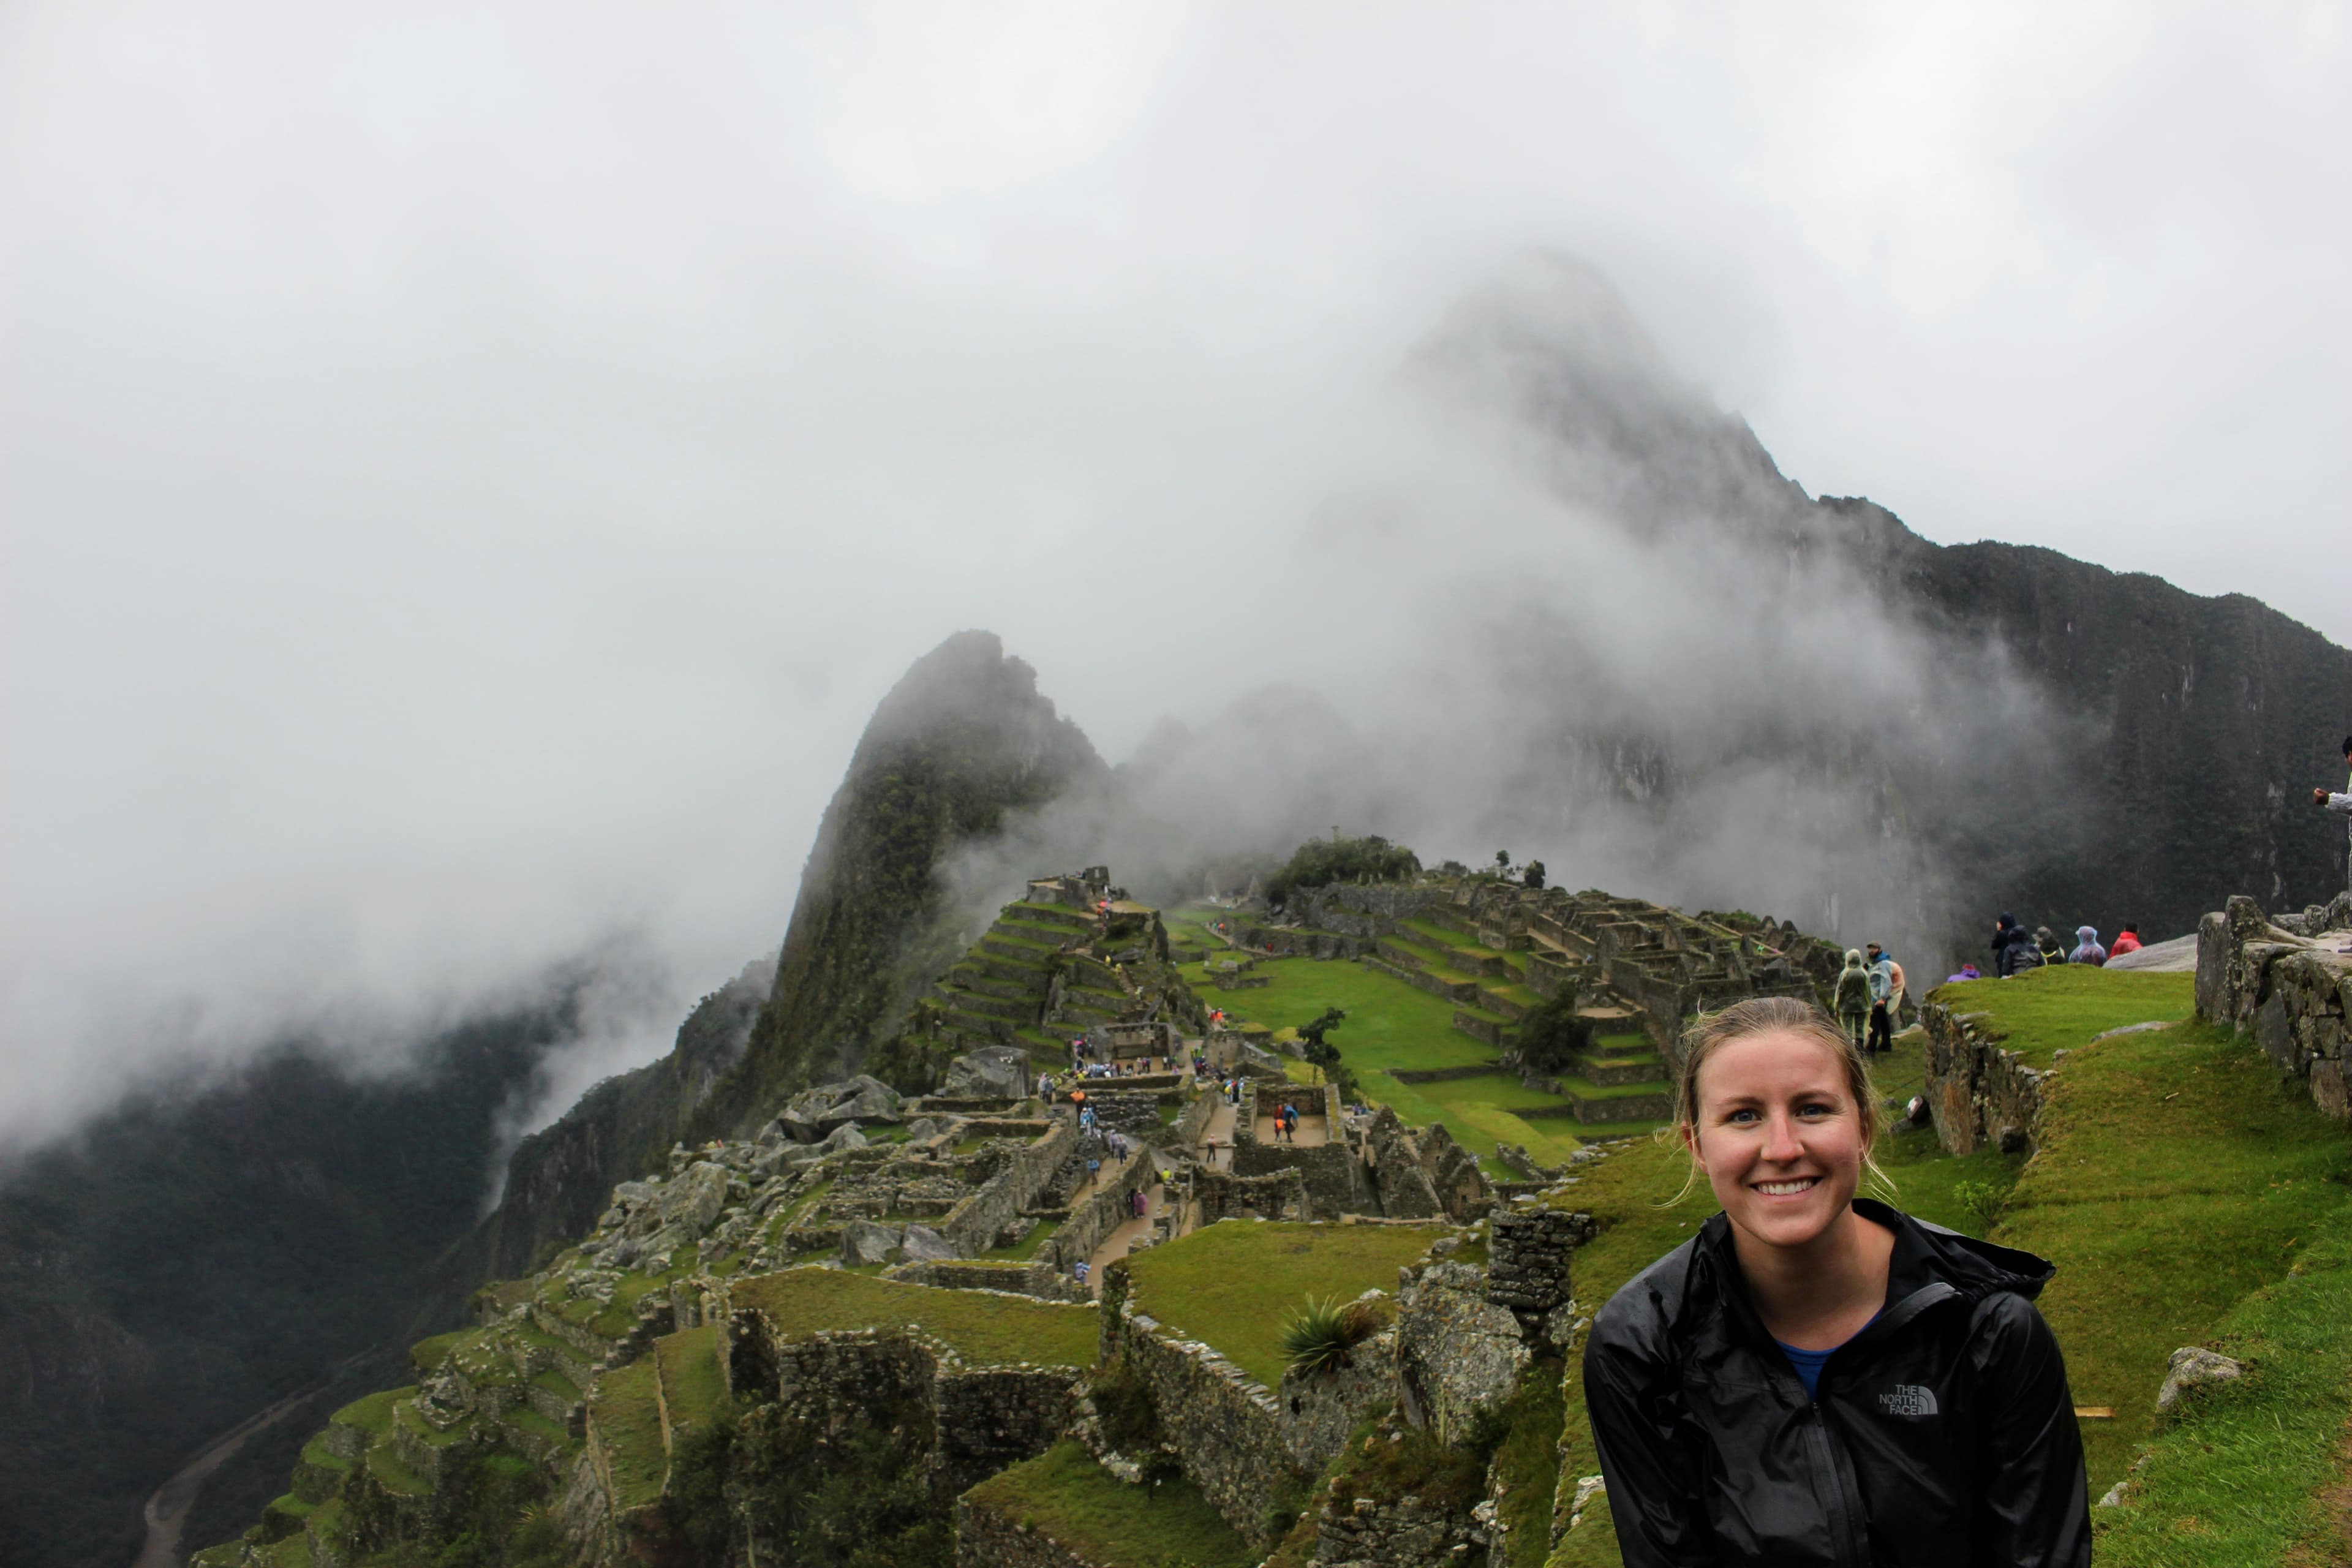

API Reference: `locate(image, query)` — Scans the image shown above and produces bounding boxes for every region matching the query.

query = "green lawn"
[1928,965,2196,1066]
[1999,1019,2352,1495]
[967,1441,1256,1568]
[727,1268,1098,1368]
[589,1359,668,1510]
[2096,1191,2352,1564]
[656,1325,729,1430]
[1185,953,1633,1164]
[1120,1221,1441,1387]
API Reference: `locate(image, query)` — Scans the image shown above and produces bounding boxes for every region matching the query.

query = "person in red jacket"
[2110,925,2143,957]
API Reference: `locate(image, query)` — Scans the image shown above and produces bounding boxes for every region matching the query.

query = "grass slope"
[1931,965,2196,1067]
[968,1440,1256,1568]
[727,1268,1098,1368]
[1998,1017,2352,1491]
[1120,1221,1441,1387]
[2095,1194,2352,1563]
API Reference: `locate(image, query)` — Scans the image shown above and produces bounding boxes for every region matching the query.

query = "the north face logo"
[1879,1385,1939,1417]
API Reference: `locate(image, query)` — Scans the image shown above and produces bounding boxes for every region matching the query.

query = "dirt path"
[135,1379,331,1568]
[1197,1098,1237,1169]
[1087,1183,1167,1295]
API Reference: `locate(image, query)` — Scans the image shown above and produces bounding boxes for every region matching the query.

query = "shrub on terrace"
[1280,1295,1389,1377]
[1264,835,1421,911]
[1515,991,1597,1077]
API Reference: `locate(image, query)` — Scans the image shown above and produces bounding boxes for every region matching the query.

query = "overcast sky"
[3,2,2346,1147]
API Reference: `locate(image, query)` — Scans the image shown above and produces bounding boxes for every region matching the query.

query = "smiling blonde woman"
[1582,996,2089,1567]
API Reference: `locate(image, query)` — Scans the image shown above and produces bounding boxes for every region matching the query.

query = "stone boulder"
[658,1162,731,1235]
[778,1075,905,1141]
[941,1046,1031,1100]
[1395,1266,1528,1441]
[899,1224,959,1262]
[820,1121,867,1153]
[2157,1347,2244,1412]
[842,1221,905,1267]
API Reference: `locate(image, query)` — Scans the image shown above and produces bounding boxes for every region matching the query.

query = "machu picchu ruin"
[185,858,1868,1568]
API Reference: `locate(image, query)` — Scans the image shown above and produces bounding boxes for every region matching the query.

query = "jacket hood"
[2076,925,2099,942]
[1843,949,1865,968]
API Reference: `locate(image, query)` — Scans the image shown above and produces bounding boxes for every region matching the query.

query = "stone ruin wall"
[943,1120,1079,1256]
[1920,1003,2048,1157]
[1484,1207,1588,1333]
[1098,1282,1297,1542]
[712,1321,1082,1507]
[886,1260,1091,1303]
[1092,1258,1392,1546]
[1189,1167,1309,1225]
[1043,1148,1161,1273]
[953,1493,1102,1568]
[2198,892,2352,1119]
[1230,1139,1374,1218]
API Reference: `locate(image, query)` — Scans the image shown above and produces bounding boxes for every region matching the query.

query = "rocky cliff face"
[435,631,1104,1317]
[1419,255,2352,959]
[0,1005,573,1568]
[1848,502,2352,943]
[420,957,773,1306]
[731,630,1106,1115]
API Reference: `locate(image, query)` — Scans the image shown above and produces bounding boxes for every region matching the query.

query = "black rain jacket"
[1583,1200,2089,1567]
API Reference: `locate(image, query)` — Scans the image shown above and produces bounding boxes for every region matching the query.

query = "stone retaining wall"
[934,1366,1088,1499]
[1388,1063,1505,1085]
[718,1324,1080,1505]
[1920,1002,2046,1156]
[944,1120,1079,1256]
[1099,1270,1298,1542]
[885,1260,1092,1303]
[954,1491,1102,1568]
[1044,1150,1159,1273]
[1486,1208,1592,1336]
[1311,1491,1482,1568]
[1191,1167,1309,1224]
[2198,893,2352,1117]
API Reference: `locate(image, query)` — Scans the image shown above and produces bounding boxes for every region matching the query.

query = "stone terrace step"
[1008,900,1095,930]
[937,988,1032,1023]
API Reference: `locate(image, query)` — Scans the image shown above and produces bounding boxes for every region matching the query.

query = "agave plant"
[1280,1293,1389,1376]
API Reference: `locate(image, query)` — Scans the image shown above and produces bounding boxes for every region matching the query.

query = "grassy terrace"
[968,1441,1256,1568]
[1548,970,2352,1565]
[1188,949,1625,1165]
[727,1268,1098,1367]
[1931,964,2195,1066]
[1120,1221,1441,1387]
[590,1359,668,1510]
[2000,1019,2352,1496]
[656,1325,728,1430]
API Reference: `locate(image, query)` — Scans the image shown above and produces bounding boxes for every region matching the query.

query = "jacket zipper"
[1803,1284,1959,1566]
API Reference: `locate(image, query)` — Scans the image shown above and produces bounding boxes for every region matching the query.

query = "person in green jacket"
[1831,949,1872,1052]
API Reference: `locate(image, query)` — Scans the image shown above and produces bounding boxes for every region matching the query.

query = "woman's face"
[1684,1029,1867,1250]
